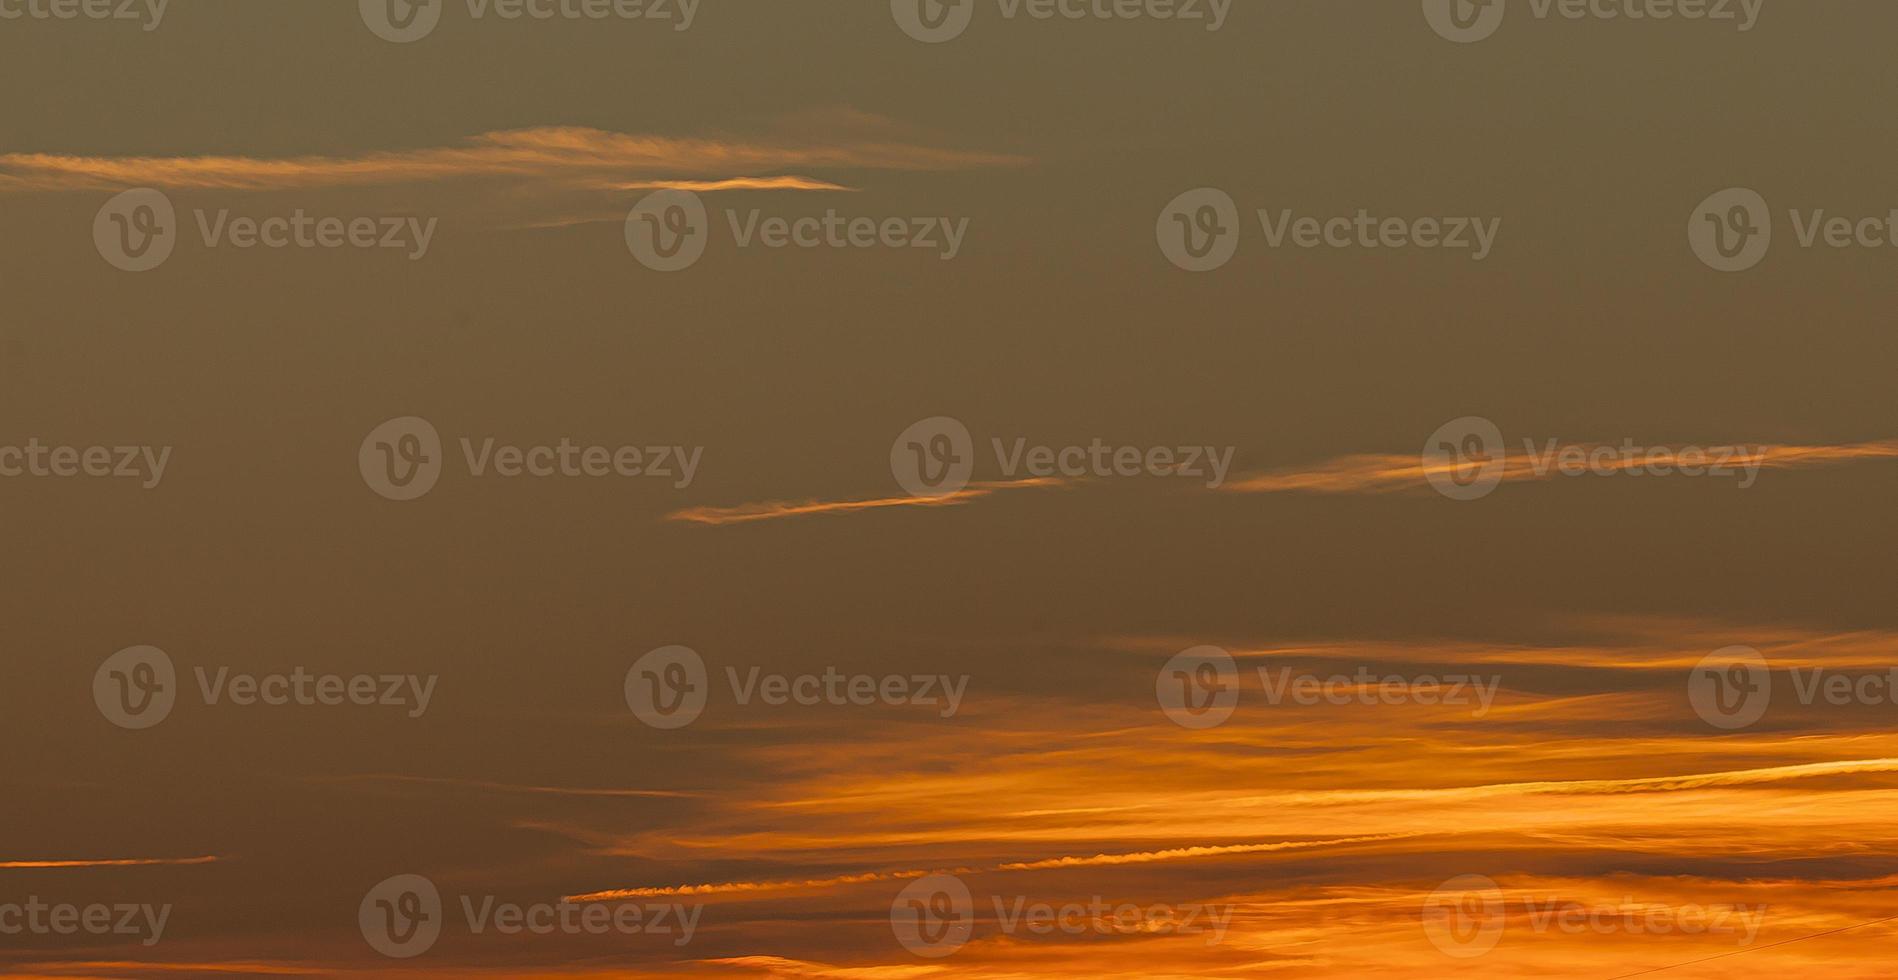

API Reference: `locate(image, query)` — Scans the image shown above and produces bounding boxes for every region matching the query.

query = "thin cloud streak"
[666,478,1071,527]
[565,833,1420,901]
[0,126,1026,193]
[1224,439,1898,494]
[0,855,220,870]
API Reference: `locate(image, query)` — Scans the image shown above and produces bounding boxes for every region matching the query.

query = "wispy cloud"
[1224,439,1898,494]
[0,123,1025,194]
[0,856,220,870]
[566,833,1420,901]
[666,478,1071,527]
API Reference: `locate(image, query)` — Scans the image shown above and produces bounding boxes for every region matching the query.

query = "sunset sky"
[4,2,1898,977]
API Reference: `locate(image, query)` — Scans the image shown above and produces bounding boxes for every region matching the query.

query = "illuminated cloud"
[666,478,1071,527]
[1225,439,1898,494]
[0,124,1026,193]
[0,856,220,869]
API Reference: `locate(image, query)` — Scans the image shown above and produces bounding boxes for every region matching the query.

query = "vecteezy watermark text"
[0,438,170,489]
[360,0,699,43]
[93,645,438,730]
[1423,0,1764,44]
[890,875,1233,957]
[1158,188,1500,272]
[626,190,969,271]
[0,0,167,30]
[94,189,437,272]
[1157,647,1502,729]
[890,416,1234,497]
[359,875,700,959]
[1422,875,1766,959]
[625,646,970,729]
[1422,416,1767,500]
[0,898,171,946]
[1690,186,1898,273]
[1689,645,1898,730]
[892,0,1231,43]
[358,416,703,501]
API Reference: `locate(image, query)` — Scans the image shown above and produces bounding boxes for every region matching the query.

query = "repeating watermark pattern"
[626,190,970,271]
[94,189,438,272]
[0,898,171,946]
[1423,0,1764,44]
[0,438,171,489]
[889,416,1235,497]
[0,0,167,30]
[360,0,698,43]
[891,876,975,957]
[1423,875,1766,958]
[1424,416,1768,500]
[1260,667,1501,716]
[625,646,970,729]
[358,416,703,501]
[1423,416,1509,501]
[1154,645,1239,730]
[1422,875,1506,957]
[1157,647,1502,729]
[1689,645,1898,731]
[889,874,1232,958]
[359,875,700,959]
[891,0,1231,43]
[93,646,438,731]
[1690,186,1898,273]
[1158,188,1501,271]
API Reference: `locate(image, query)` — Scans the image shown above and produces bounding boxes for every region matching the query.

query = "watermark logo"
[360,416,444,502]
[1422,0,1504,43]
[93,645,176,730]
[890,874,1232,957]
[1427,0,1763,43]
[357,416,702,500]
[0,898,172,946]
[627,189,970,271]
[1692,186,1898,272]
[1157,188,1240,273]
[890,416,1236,496]
[1686,647,1898,732]
[892,0,1230,42]
[360,874,444,958]
[1,438,172,489]
[1424,417,1771,499]
[625,645,709,730]
[1689,646,1770,730]
[94,188,176,272]
[626,189,710,272]
[93,189,438,270]
[891,875,975,957]
[1690,187,1771,272]
[360,0,441,41]
[891,0,974,42]
[1156,646,1240,729]
[362,0,697,41]
[1422,874,1506,957]
[1159,188,1501,271]
[626,646,970,729]
[891,416,976,497]
[1160,648,1504,727]
[1423,874,1767,956]
[92,649,438,730]
[0,0,168,31]
[1424,416,1507,501]
[361,874,700,956]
